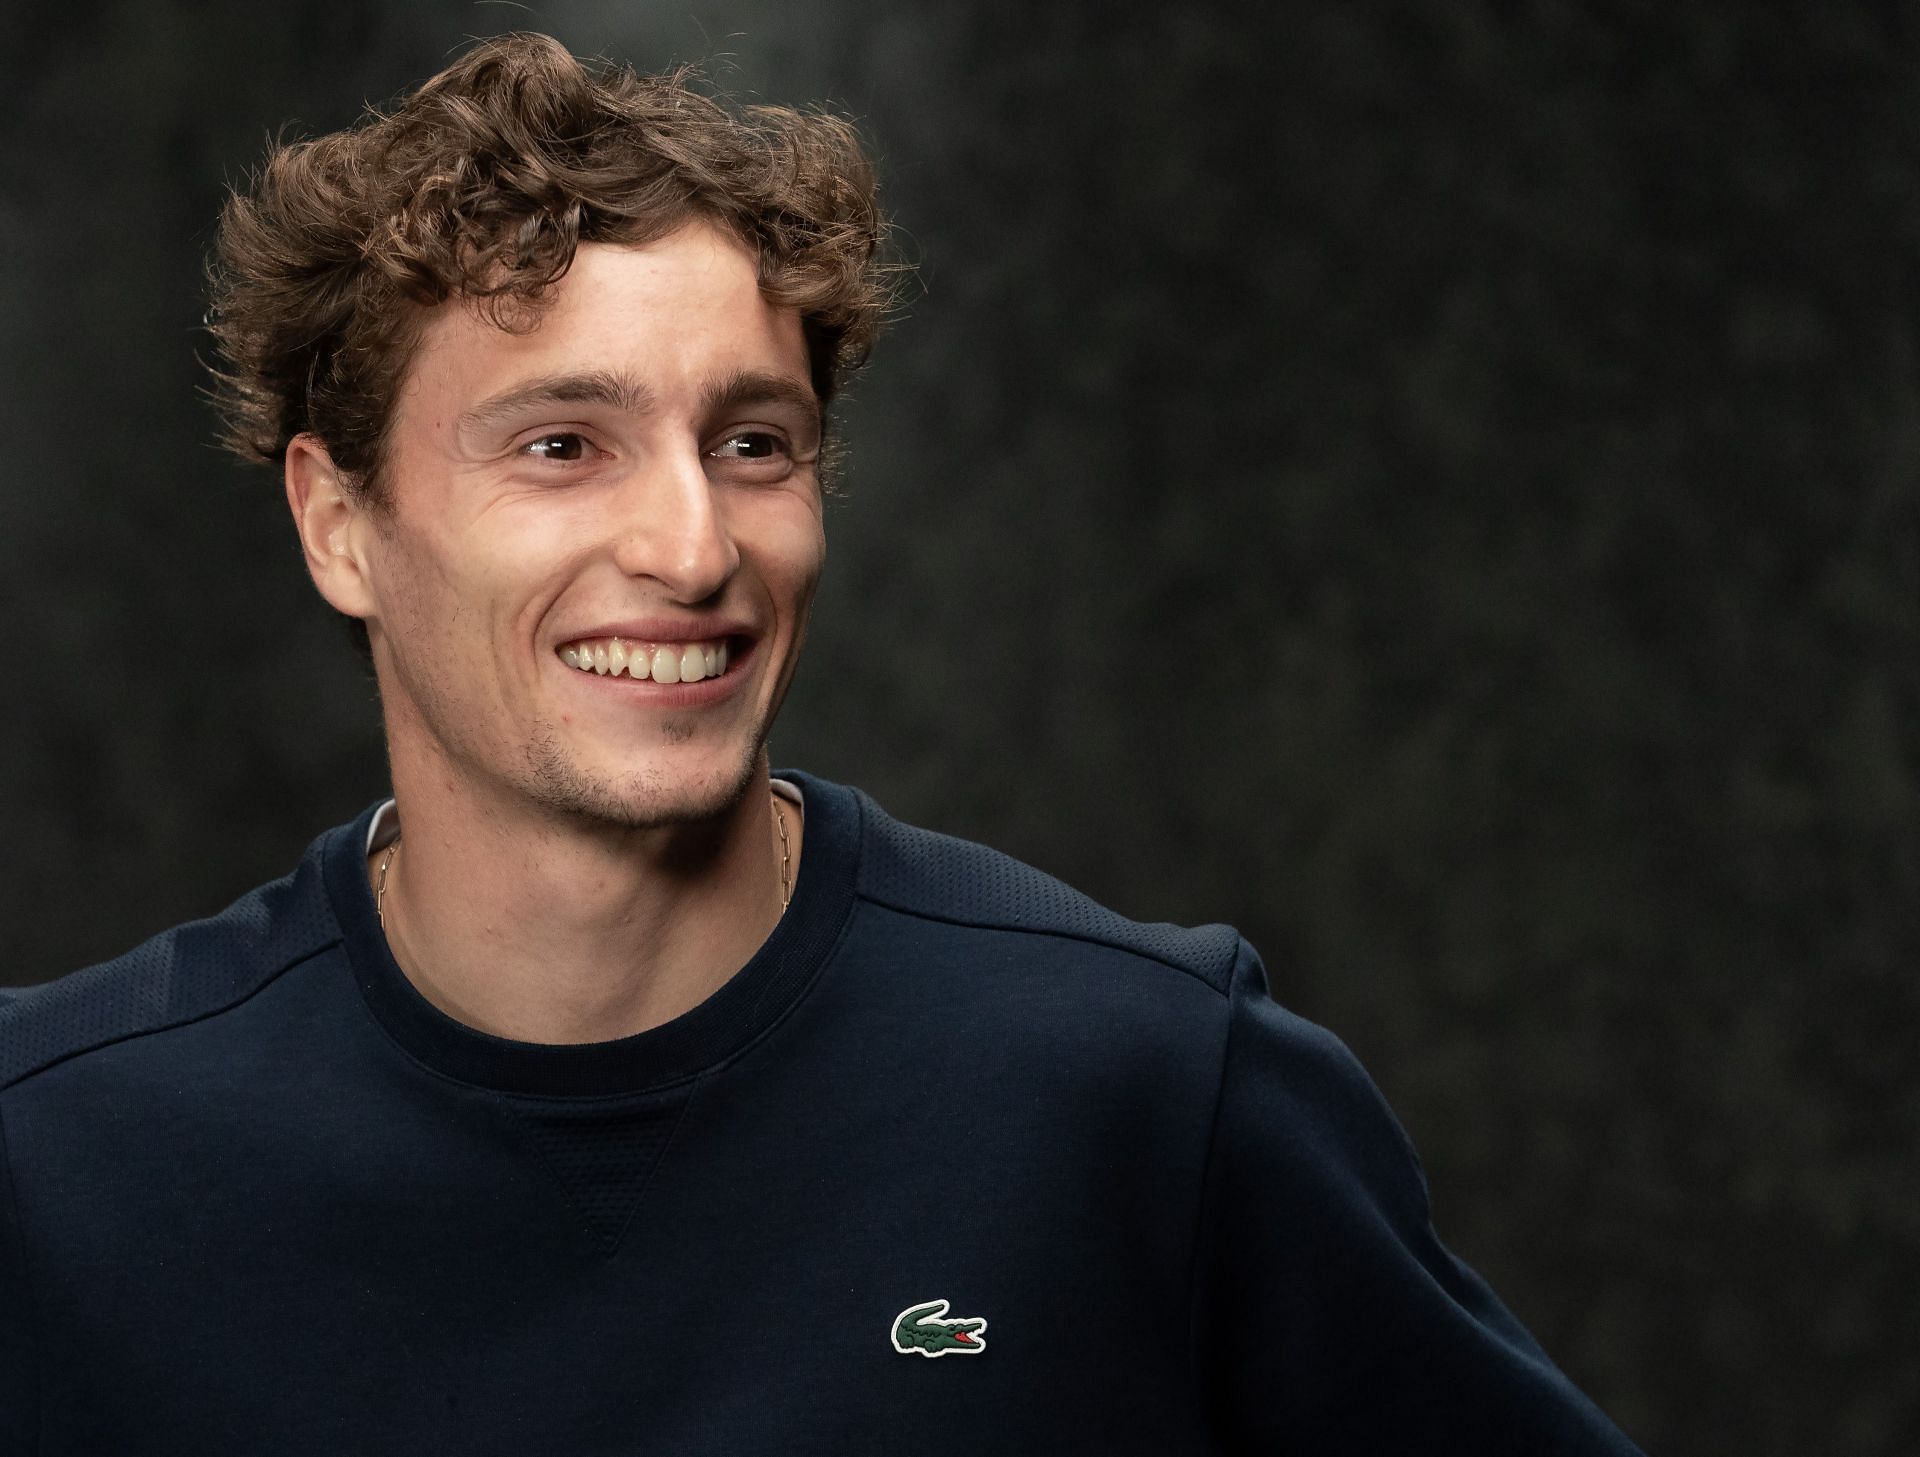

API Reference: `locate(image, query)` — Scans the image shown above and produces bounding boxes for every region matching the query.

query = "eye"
[522,432,593,462]
[706,430,787,462]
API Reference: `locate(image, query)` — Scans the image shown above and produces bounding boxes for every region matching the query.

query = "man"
[0,33,1643,1454]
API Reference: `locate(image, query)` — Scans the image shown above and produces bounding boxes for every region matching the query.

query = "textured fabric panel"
[852,787,1240,992]
[0,840,341,1091]
[514,1086,696,1254]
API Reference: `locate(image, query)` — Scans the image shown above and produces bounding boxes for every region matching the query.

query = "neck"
[370,757,798,1046]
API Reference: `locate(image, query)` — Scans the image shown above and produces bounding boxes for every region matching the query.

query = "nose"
[608,445,740,602]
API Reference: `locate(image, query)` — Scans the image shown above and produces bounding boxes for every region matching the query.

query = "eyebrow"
[456,369,655,437]
[700,368,822,436]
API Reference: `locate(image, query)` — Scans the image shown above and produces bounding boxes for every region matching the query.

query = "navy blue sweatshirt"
[0,773,1641,1454]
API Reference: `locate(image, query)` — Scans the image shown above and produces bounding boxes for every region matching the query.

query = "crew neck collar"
[322,771,861,1098]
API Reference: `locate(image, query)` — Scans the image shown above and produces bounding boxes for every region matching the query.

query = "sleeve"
[1193,941,1644,1454]
[0,1098,41,1442]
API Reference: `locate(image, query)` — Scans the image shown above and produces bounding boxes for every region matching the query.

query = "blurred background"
[2,1,1914,1450]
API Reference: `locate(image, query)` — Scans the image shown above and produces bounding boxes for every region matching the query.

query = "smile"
[558,636,732,684]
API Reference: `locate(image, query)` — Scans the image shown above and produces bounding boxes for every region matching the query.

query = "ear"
[285,434,379,621]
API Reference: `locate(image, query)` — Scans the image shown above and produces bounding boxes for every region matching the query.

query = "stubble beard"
[520,713,768,832]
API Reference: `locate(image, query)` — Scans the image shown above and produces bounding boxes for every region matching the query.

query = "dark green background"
[2,2,1913,1451]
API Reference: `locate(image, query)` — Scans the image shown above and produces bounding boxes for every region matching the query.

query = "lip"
[554,614,754,648]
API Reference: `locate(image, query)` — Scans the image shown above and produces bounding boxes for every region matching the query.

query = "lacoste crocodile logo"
[890,1299,988,1357]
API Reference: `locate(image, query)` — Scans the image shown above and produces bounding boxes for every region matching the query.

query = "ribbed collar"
[320,771,861,1098]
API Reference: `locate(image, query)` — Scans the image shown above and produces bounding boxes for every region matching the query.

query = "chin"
[521,730,765,831]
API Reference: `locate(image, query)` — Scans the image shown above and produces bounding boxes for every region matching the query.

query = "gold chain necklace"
[376,788,791,931]
[772,790,792,911]
[376,835,400,929]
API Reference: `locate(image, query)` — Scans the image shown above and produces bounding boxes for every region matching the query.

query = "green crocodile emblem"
[890,1299,988,1357]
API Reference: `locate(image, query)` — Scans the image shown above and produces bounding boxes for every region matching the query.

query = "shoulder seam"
[0,937,344,1094]
[853,888,1236,994]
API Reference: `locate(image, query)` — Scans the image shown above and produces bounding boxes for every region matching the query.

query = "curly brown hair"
[207,32,898,507]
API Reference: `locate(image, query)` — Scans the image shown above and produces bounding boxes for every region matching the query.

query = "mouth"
[557,634,739,685]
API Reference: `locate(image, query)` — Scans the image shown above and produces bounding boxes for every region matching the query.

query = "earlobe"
[285,434,378,621]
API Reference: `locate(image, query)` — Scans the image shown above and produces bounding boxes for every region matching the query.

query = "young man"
[0,33,1642,1454]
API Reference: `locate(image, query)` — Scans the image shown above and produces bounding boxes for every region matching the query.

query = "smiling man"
[0,33,1643,1456]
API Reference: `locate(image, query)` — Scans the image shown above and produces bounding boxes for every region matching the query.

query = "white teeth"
[561,636,730,683]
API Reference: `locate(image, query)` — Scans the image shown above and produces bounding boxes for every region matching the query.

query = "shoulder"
[837,779,1244,996]
[0,825,349,1093]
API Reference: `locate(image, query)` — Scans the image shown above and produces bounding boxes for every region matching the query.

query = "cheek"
[772,542,826,638]
[762,503,827,603]
[372,522,519,670]
[792,521,827,598]
[717,488,824,610]
[398,508,574,621]
[371,527,455,630]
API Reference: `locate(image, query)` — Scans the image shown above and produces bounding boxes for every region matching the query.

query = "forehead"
[398,223,808,419]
